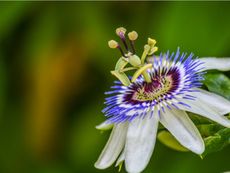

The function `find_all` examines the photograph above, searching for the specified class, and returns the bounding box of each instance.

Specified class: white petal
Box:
[95,123,128,169]
[115,150,125,167]
[192,89,230,115]
[177,89,230,128]
[125,112,159,173]
[96,121,113,130]
[199,57,230,71]
[159,108,204,154]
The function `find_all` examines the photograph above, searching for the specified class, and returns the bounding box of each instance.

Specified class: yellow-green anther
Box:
[108,28,159,86]
[128,31,138,41]
[141,44,151,64]
[146,38,158,55]
[148,38,156,46]
[116,27,127,36]
[131,63,152,83]
[148,46,158,55]
[108,40,118,49]
[111,70,131,86]
[115,57,129,71]
[128,54,141,67]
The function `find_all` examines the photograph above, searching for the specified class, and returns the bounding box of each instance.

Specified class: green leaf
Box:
[203,73,230,100]
[202,128,230,158]
[197,124,224,137]
[157,130,189,152]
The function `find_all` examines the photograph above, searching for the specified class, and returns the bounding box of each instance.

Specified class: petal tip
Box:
[125,162,147,173]
[94,160,110,170]
[190,140,205,155]
[94,161,103,169]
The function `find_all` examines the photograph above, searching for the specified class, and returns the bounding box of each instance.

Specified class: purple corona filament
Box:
[103,48,204,123]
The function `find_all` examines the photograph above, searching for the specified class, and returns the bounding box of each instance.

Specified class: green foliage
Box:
[200,73,230,156]
[202,127,230,158]
[203,73,230,100]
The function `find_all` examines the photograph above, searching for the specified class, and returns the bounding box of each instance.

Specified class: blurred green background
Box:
[0,1,229,173]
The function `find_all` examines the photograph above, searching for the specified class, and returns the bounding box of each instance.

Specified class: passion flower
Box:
[95,27,230,173]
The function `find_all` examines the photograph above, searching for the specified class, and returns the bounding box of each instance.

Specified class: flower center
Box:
[124,67,180,104]
[132,75,173,101]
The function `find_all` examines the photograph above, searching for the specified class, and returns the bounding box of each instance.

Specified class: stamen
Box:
[116,27,129,51]
[108,40,118,49]
[116,27,127,36]
[147,38,158,55]
[128,31,138,41]
[149,47,158,55]
[128,31,138,54]
[148,38,156,46]
[108,28,159,84]
[117,45,126,57]
[141,45,151,64]
[108,40,126,57]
